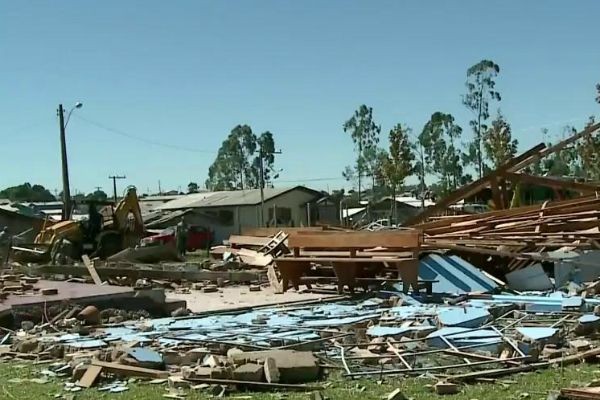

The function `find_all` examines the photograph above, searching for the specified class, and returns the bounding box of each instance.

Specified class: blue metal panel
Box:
[437,307,491,328]
[415,254,499,295]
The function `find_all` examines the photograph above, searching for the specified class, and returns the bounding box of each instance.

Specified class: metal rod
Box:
[344,356,528,377]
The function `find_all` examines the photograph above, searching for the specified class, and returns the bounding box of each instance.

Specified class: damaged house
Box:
[150,186,323,243]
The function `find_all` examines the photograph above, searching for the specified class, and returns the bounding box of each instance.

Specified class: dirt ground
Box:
[167,285,337,313]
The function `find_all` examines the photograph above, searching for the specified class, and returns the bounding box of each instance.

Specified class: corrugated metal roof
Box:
[158,186,320,210]
[416,254,499,294]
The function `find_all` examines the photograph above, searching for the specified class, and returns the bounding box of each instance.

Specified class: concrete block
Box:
[163,350,182,365]
[226,348,244,359]
[203,285,218,293]
[263,357,280,383]
[209,367,232,379]
[182,347,210,365]
[72,363,89,381]
[434,381,459,395]
[202,354,223,368]
[569,339,591,352]
[542,345,565,359]
[182,366,212,379]
[230,350,319,383]
[233,363,264,382]
[168,375,191,389]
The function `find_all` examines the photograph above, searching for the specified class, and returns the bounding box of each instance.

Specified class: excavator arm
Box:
[111,186,144,235]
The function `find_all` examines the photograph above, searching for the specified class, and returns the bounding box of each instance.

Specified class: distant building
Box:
[138,194,185,215]
[369,195,435,225]
[0,204,46,240]
[154,186,323,243]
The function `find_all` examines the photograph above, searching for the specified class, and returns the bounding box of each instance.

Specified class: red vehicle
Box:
[142,225,212,251]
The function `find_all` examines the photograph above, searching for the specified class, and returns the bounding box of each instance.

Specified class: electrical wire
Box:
[72,114,215,153]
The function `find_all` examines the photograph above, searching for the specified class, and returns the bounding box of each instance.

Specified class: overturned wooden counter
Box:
[275,229,421,294]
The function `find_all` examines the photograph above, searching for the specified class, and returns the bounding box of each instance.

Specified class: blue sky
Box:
[1,1,599,196]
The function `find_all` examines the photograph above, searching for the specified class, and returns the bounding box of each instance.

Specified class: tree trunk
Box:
[477,83,484,179]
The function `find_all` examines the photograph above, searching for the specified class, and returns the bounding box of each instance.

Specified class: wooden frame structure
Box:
[406,122,600,226]
[275,230,421,294]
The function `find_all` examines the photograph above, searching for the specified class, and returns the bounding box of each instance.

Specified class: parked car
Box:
[141,225,212,251]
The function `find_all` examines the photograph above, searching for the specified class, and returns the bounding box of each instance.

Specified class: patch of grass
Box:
[0,362,598,400]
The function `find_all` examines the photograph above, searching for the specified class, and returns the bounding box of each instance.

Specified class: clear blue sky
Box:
[1,1,599,196]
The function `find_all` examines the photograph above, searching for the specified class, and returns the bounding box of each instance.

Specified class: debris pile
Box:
[3,281,600,395]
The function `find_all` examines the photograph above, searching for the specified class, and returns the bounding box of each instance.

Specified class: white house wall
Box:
[185,189,319,244]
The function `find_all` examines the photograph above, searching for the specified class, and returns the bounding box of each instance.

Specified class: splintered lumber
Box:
[561,387,600,400]
[82,255,102,285]
[287,230,421,250]
[241,227,324,237]
[407,122,600,225]
[228,235,272,247]
[91,361,169,378]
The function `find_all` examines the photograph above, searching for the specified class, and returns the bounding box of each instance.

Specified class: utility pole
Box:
[257,149,282,227]
[109,175,126,204]
[58,104,72,220]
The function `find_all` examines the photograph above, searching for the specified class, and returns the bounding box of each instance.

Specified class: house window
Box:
[267,207,292,226]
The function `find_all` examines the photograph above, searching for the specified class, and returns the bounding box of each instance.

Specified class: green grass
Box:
[1,362,599,400]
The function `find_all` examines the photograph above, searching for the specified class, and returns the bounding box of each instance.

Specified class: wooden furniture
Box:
[275,230,421,294]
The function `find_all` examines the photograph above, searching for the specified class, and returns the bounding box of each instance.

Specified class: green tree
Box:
[419,112,464,194]
[363,146,388,191]
[251,131,277,188]
[206,125,256,190]
[206,125,277,191]
[382,124,415,222]
[187,182,199,193]
[463,59,501,178]
[576,116,600,180]
[343,105,381,201]
[596,83,600,104]
[0,183,56,202]
[483,112,518,169]
[85,190,108,202]
[342,165,359,190]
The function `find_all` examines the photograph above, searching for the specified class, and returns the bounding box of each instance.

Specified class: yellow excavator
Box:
[14,186,145,262]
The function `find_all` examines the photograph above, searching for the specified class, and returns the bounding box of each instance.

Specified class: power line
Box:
[72,114,215,153]
[276,176,347,183]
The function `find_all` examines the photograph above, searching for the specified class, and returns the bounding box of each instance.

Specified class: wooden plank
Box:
[228,235,272,247]
[241,227,324,237]
[77,364,102,388]
[512,122,600,171]
[278,256,414,263]
[91,361,169,379]
[267,264,283,294]
[82,254,102,285]
[287,230,421,249]
[505,172,600,194]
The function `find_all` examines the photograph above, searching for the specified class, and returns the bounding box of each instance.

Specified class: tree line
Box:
[0,183,110,203]
[342,59,600,202]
